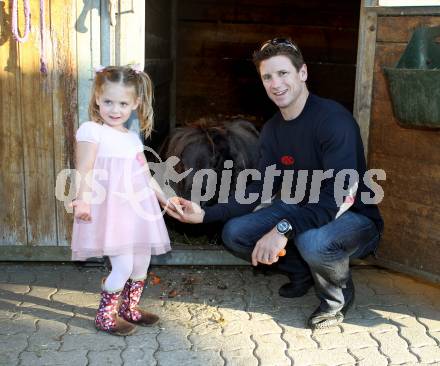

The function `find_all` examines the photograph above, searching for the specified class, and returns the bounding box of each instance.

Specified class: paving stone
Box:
[158,302,192,322]
[157,323,191,351]
[291,347,355,366]
[28,319,67,351]
[354,282,377,297]
[20,350,88,366]
[313,331,377,350]
[66,314,98,335]
[272,307,308,323]
[366,304,415,320]
[27,285,58,300]
[253,333,290,365]
[219,307,251,322]
[364,274,397,295]
[396,317,438,347]
[88,349,123,365]
[0,314,36,335]
[247,318,283,335]
[221,348,258,366]
[0,307,16,320]
[349,346,388,366]
[222,318,247,337]
[0,283,30,301]
[125,331,159,349]
[283,324,317,351]
[121,346,157,365]
[410,345,440,364]
[156,349,223,366]
[61,332,126,352]
[52,290,99,311]
[388,273,436,295]
[340,318,398,334]
[371,330,419,364]
[0,351,19,366]
[430,330,440,343]
[190,328,224,350]
[412,305,440,332]
[1,264,440,366]
[0,333,28,353]
[223,334,255,351]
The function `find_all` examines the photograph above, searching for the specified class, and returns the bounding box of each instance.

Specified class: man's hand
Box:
[164,197,205,224]
[251,227,288,266]
[71,200,92,222]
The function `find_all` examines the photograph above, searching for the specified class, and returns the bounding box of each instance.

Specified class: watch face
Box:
[278,220,290,233]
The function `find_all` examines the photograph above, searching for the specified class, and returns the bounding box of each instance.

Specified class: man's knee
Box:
[221,218,244,251]
[295,231,333,267]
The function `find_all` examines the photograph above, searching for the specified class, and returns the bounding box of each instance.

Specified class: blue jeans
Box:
[222,199,380,313]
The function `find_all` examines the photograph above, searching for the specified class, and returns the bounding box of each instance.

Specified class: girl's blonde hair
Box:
[88,65,154,137]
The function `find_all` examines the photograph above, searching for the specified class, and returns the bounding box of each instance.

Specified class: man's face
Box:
[259,55,308,113]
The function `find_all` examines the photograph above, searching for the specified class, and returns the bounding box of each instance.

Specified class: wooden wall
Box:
[369,15,440,277]
[176,0,360,125]
[0,1,76,253]
[144,0,173,151]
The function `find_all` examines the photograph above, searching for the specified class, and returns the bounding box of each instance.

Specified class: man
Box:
[166,38,383,329]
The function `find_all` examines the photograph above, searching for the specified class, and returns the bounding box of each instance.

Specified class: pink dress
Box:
[71,121,171,261]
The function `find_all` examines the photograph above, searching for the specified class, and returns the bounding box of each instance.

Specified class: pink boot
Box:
[119,278,159,326]
[95,288,137,336]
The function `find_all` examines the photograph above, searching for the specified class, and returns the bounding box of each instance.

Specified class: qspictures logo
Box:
[55,146,386,221]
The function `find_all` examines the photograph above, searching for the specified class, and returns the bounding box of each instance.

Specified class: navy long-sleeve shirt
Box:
[203,94,383,235]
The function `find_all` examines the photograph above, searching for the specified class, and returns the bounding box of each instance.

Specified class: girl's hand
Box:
[71,200,92,221]
[164,197,204,224]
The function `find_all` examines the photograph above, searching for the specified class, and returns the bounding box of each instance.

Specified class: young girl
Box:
[71,65,173,336]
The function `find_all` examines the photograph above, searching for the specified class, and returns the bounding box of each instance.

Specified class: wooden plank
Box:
[178,0,360,29]
[76,0,100,123]
[0,0,27,246]
[368,14,440,279]
[145,34,171,59]
[366,6,440,16]
[377,15,440,43]
[118,0,145,65]
[176,58,356,122]
[145,0,172,140]
[375,201,440,277]
[370,152,440,208]
[146,0,172,41]
[52,1,78,246]
[177,22,358,64]
[153,82,172,122]
[145,59,173,86]
[353,1,377,160]
[170,0,178,130]
[19,0,57,246]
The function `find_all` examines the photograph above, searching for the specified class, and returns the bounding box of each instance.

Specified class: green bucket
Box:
[383,26,440,128]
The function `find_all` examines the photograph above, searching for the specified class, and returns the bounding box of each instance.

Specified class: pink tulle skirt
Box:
[71,156,171,260]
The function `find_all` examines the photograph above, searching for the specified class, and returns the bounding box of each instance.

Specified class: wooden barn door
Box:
[0,0,77,259]
[144,0,174,151]
[355,2,440,283]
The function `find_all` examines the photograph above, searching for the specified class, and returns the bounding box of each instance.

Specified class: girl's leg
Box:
[130,253,151,280]
[104,254,134,292]
[95,254,136,336]
[119,253,158,326]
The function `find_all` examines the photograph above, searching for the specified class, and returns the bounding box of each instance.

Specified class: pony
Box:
[162,117,260,208]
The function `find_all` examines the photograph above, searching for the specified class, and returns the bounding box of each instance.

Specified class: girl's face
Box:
[95,82,139,131]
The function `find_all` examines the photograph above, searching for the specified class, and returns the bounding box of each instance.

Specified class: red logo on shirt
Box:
[281,155,295,165]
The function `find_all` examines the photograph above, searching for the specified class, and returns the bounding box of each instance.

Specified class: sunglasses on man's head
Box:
[260,38,298,51]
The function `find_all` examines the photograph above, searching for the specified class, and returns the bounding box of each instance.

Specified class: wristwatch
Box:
[276,219,293,239]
